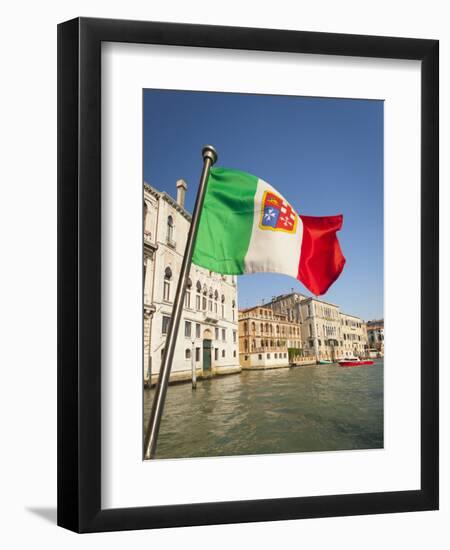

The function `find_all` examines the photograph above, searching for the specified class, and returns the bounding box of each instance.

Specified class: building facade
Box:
[238,305,302,369]
[366,320,384,356]
[340,312,368,358]
[144,180,240,386]
[268,292,369,361]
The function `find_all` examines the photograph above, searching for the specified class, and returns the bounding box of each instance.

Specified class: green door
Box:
[202,339,212,371]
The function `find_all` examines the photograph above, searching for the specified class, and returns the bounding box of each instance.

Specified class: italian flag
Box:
[192,167,345,296]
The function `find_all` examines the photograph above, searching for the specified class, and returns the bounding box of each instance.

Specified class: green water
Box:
[144,359,383,459]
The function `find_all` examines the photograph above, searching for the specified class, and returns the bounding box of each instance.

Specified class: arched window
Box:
[260,322,264,334]
[202,285,207,310]
[195,280,201,310]
[185,278,192,308]
[143,201,148,229]
[167,215,174,243]
[163,267,172,301]
[251,322,255,333]
[244,321,248,333]
[208,287,213,311]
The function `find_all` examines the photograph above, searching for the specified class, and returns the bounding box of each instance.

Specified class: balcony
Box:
[203,311,219,324]
[166,237,176,249]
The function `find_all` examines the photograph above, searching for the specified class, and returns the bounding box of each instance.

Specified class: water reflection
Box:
[144,360,383,459]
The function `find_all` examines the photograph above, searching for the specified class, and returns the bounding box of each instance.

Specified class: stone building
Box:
[144,179,241,386]
[340,312,368,358]
[366,319,384,356]
[238,305,302,369]
[268,292,369,361]
[299,296,343,361]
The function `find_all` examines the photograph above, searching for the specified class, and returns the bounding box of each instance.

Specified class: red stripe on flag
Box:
[297,214,346,296]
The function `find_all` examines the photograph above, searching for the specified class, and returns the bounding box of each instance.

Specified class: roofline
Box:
[144,181,192,222]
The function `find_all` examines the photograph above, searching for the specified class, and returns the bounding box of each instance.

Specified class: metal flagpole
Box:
[144,145,218,459]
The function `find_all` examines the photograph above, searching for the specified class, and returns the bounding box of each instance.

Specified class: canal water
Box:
[144,359,383,459]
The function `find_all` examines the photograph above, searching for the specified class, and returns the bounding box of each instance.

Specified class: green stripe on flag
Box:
[192,167,258,274]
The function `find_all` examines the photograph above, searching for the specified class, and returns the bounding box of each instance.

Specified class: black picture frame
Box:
[57,17,439,533]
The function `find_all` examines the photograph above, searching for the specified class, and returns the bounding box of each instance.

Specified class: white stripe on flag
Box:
[244,179,303,277]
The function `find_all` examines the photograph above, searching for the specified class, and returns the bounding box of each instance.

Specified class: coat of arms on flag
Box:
[259,190,298,233]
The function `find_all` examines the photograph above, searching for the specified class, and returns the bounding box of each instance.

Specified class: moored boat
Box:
[318,359,333,365]
[338,358,374,367]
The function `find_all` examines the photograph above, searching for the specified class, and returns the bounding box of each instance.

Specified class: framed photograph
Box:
[58,17,438,532]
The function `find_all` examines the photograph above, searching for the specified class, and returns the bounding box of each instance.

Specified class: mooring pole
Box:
[191,339,197,390]
[144,145,218,459]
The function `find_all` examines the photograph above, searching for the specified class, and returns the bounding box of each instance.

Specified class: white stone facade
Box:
[268,292,369,361]
[366,320,384,355]
[144,181,240,385]
[340,312,367,358]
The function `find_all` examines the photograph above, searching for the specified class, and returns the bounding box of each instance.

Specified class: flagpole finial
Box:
[202,145,218,165]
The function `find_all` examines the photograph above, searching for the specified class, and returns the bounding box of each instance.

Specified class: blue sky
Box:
[143,90,383,321]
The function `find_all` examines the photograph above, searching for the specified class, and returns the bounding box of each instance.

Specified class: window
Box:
[232,300,236,321]
[143,201,148,228]
[162,315,170,334]
[221,295,225,318]
[167,215,174,243]
[196,323,201,338]
[185,349,191,359]
[196,295,201,310]
[275,353,278,359]
[185,278,192,308]
[222,328,226,341]
[258,354,262,360]
[222,349,225,358]
[233,350,236,358]
[267,353,271,359]
[215,327,219,340]
[284,353,287,358]
[214,348,218,361]
[185,321,191,338]
[195,347,200,362]
[233,330,237,343]
[163,267,172,301]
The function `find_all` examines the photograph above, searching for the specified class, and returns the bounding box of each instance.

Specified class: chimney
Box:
[176,179,187,208]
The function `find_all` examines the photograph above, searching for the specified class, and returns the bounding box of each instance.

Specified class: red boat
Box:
[338,359,374,367]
